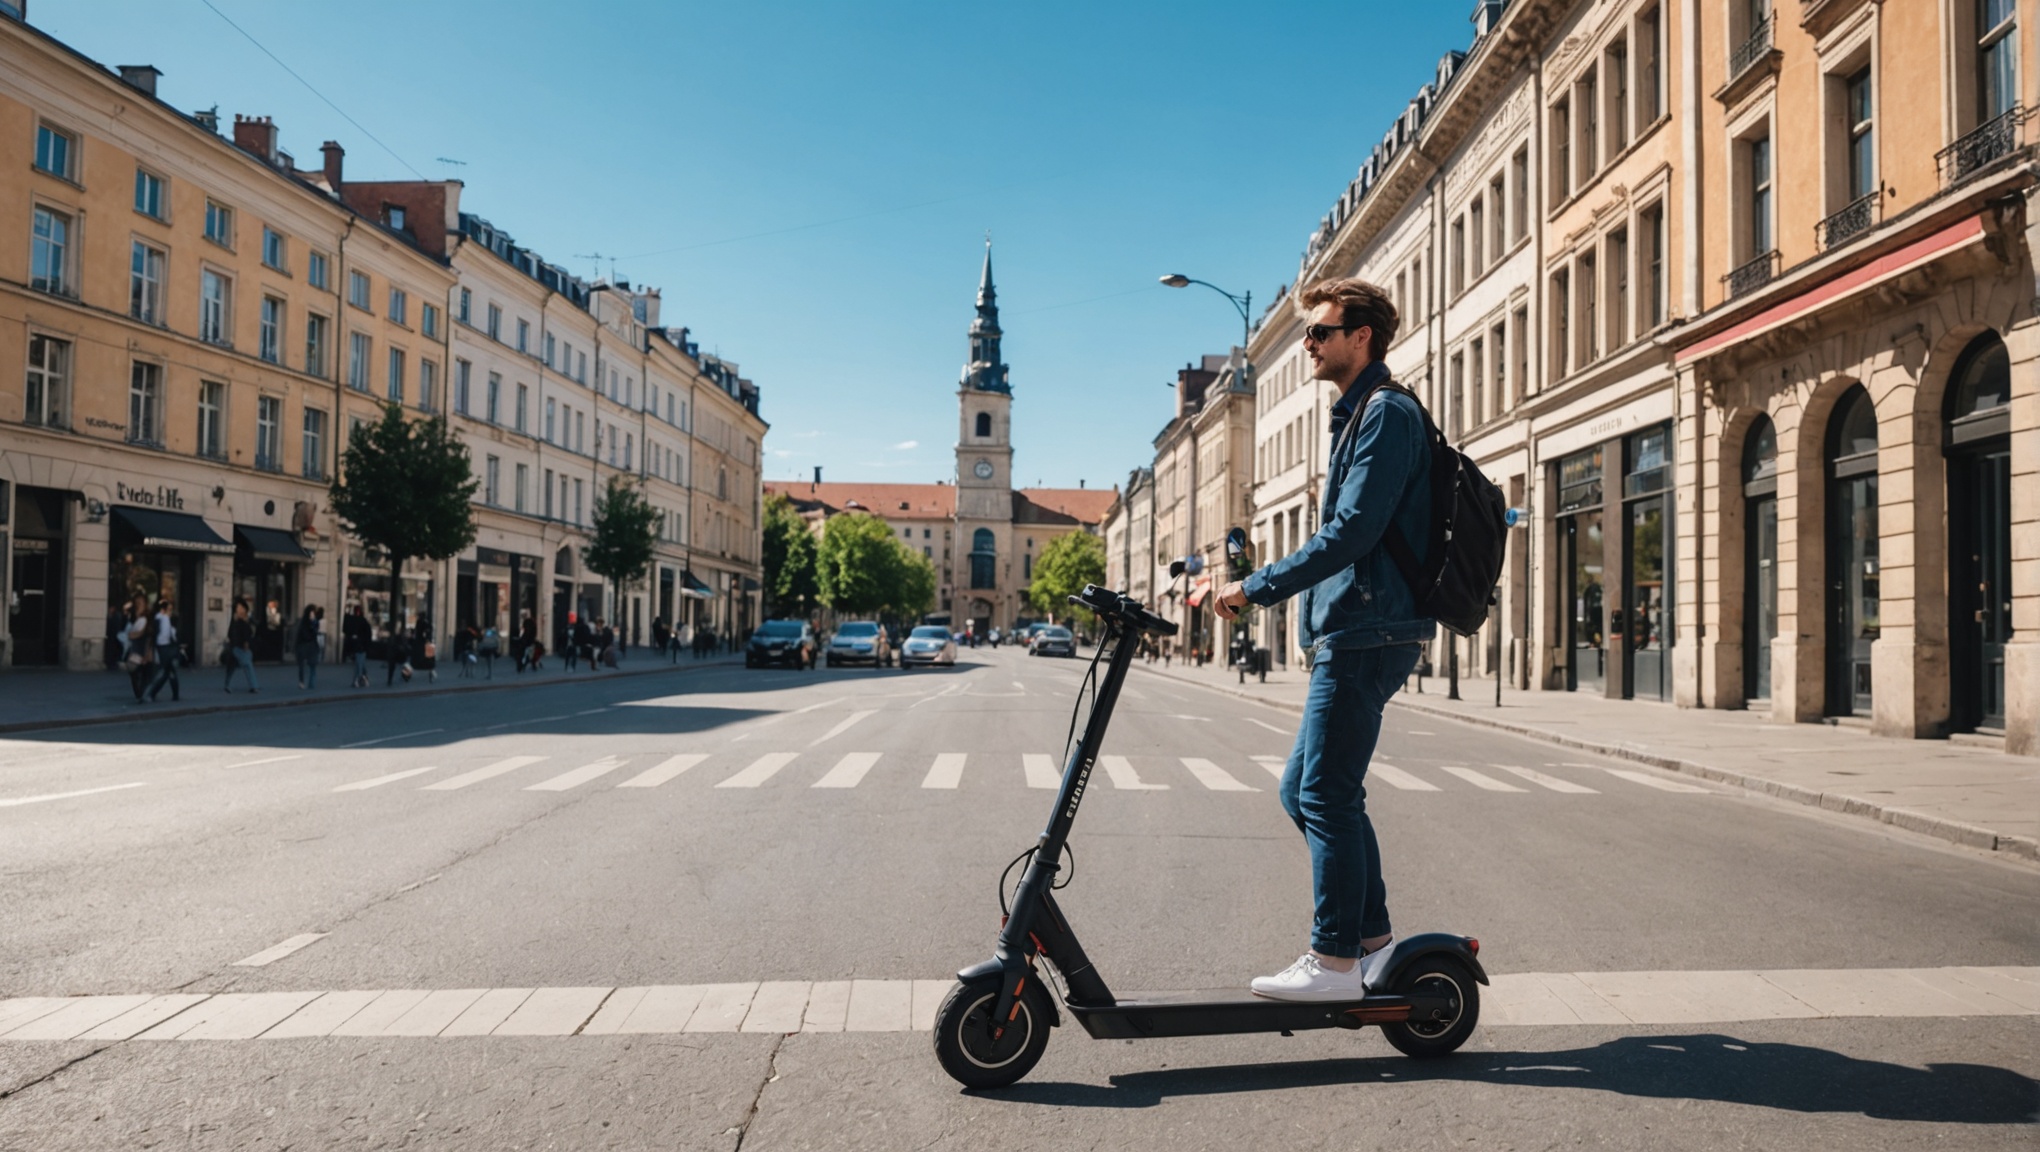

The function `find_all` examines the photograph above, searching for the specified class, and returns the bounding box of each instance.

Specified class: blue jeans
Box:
[296,642,319,689]
[225,647,258,692]
[1279,643,1421,957]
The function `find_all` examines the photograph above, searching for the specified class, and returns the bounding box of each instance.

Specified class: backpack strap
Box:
[1344,380,1438,600]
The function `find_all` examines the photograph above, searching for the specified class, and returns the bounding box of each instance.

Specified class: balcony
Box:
[1728,16,1772,83]
[1936,106,2026,186]
[1816,191,1881,251]
[1723,250,1780,300]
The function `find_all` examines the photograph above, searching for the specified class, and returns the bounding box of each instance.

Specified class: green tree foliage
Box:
[583,475,663,618]
[329,404,478,629]
[762,493,821,618]
[1027,530,1107,626]
[817,512,936,620]
[890,547,938,620]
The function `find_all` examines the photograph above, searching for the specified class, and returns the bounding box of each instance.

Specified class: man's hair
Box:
[1296,277,1399,361]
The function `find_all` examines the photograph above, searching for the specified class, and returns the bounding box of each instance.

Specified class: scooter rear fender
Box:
[1360,932,1490,989]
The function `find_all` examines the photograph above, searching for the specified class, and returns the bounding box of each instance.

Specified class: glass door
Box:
[1827,470,1879,716]
[1626,497,1667,700]
[1564,511,1606,693]
[1952,448,2011,729]
[1745,495,1777,701]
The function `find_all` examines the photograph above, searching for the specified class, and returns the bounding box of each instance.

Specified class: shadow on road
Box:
[993,1033,2040,1123]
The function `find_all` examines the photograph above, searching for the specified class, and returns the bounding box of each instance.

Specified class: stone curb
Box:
[0,657,743,737]
[1131,662,2038,864]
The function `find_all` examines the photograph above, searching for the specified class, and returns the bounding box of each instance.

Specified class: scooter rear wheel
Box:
[1380,956,1479,1058]
[932,976,1052,1089]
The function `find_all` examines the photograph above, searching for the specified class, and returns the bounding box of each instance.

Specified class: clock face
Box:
[973,459,994,480]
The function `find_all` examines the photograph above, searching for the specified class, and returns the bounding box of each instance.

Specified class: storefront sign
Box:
[115,482,186,510]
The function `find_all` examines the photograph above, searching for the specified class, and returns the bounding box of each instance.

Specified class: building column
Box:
[1674,366,1707,707]
[1773,399,1824,723]
[2000,315,2040,755]
[1871,351,1949,740]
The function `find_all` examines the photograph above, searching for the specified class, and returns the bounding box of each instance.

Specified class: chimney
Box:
[233,115,279,164]
[1079,479,1085,488]
[320,140,344,191]
[117,65,161,97]
[813,466,823,485]
[193,106,220,134]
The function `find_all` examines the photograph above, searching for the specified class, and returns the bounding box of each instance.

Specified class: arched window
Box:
[1946,331,2011,441]
[970,527,996,589]
[1825,387,1879,716]
[975,412,992,438]
[1742,414,1778,701]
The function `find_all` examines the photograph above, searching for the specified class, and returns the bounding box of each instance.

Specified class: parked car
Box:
[1030,626,1076,658]
[899,624,959,667]
[746,619,817,669]
[826,621,894,667]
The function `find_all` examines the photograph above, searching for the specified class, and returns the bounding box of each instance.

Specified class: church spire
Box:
[962,237,1010,393]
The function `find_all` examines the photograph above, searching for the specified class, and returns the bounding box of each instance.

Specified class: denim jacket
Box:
[1241,360,1435,657]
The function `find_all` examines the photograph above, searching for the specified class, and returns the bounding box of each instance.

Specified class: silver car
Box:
[1029,626,1076,658]
[899,624,958,667]
[826,621,894,667]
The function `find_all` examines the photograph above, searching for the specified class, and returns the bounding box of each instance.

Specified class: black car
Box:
[1030,626,1076,658]
[747,619,817,669]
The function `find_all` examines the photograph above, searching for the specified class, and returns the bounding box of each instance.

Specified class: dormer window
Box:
[385,204,407,231]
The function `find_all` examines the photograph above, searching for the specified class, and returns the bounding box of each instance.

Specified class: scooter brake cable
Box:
[1059,626,1111,764]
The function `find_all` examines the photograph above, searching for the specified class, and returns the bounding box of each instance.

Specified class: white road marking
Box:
[1252,755,1286,780]
[595,985,705,1034]
[525,758,629,792]
[845,980,913,1031]
[921,753,967,789]
[0,996,152,1041]
[264,991,382,1038]
[424,755,548,791]
[809,710,877,746]
[492,987,610,1035]
[1169,714,1213,722]
[912,980,951,1032]
[1247,717,1292,737]
[1024,754,1062,789]
[78,995,209,1040]
[794,697,849,714]
[741,982,812,1033]
[1493,765,1600,793]
[1100,755,1168,790]
[812,752,881,789]
[232,933,327,967]
[803,982,852,1031]
[333,767,439,792]
[1441,766,1529,792]
[440,989,533,1036]
[618,754,708,788]
[222,755,302,770]
[1604,768,1714,793]
[139,992,322,1040]
[686,984,759,1033]
[1368,762,1441,791]
[717,753,799,789]
[1179,758,1259,792]
[1405,730,1436,736]
[381,989,491,1037]
[0,782,147,808]
[574,708,610,716]
[339,729,444,748]
[329,990,432,1036]
[1012,681,1026,690]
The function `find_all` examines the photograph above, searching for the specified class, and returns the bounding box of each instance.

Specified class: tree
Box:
[762,493,820,619]
[888,547,937,620]
[329,403,478,633]
[583,475,662,620]
[816,512,936,622]
[1027,530,1107,627]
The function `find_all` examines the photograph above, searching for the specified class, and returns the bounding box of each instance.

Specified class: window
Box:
[307,251,329,291]
[129,362,162,446]
[1845,68,1875,201]
[1748,134,1774,257]
[422,302,439,339]
[484,455,500,506]
[544,468,555,518]
[1979,0,2018,121]
[577,350,587,383]
[260,296,285,363]
[34,123,73,179]
[975,411,992,437]
[204,200,233,247]
[970,528,996,588]
[458,287,471,323]
[348,332,372,391]
[262,227,287,272]
[1471,198,1487,273]
[546,397,557,442]
[516,382,529,432]
[1451,216,1467,294]
[1607,229,1629,349]
[575,409,585,454]
[199,269,231,345]
[385,204,406,232]
[1606,37,1629,155]
[302,408,327,480]
[485,303,502,341]
[1488,173,1507,258]
[1551,98,1572,202]
[419,360,438,411]
[349,270,371,310]
[545,332,556,368]
[455,359,472,415]
[387,347,405,403]
[256,395,282,471]
[1470,338,1486,426]
[486,372,502,424]
[1577,68,1599,182]
[574,478,584,524]
[134,168,165,219]
[1513,305,1530,403]
[1491,321,1509,415]
[30,206,70,295]
[388,287,408,327]
[515,464,529,513]
[1449,352,1465,437]
[130,241,164,323]
[1640,203,1666,328]
[626,433,634,470]
[516,319,530,353]
[197,380,224,459]
[24,334,69,427]
[1551,268,1571,379]
[1577,251,1598,366]
[1512,147,1531,241]
[305,313,329,376]
[1637,6,1663,124]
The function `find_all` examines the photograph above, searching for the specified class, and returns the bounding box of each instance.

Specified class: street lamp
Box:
[1158,274,1252,352]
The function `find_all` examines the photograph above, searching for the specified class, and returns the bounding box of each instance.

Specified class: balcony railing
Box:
[1728,15,1773,82]
[1724,250,1780,299]
[1937,106,2026,186]
[1816,191,1881,251]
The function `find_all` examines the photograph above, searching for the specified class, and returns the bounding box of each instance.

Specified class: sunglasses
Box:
[1303,322,1366,343]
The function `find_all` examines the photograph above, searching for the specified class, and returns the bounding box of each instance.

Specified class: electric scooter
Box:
[932,540,1487,1089]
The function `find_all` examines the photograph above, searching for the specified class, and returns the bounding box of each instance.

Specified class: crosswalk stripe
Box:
[333,767,439,792]
[1605,768,1714,793]
[1248,718,1293,737]
[1179,758,1259,792]
[0,996,152,1041]
[141,992,321,1040]
[525,758,629,792]
[803,981,852,1031]
[1440,766,1529,792]
[813,753,881,789]
[809,710,876,747]
[1493,765,1599,793]
[441,988,534,1036]
[686,984,760,1033]
[264,991,382,1038]
[1252,755,1286,780]
[591,985,700,1034]
[1369,762,1442,791]
[921,753,966,789]
[845,980,913,1031]
[741,982,812,1032]
[1023,754,1062,789]
[380,990,491,1037]
[78,994,208,1040]
[1100,755,1168,790]
[233,933,327,967]
[329,991,433,1036]
[618,754,708,788]
[912,979,951,1032]
[424,755,548,790]
[492,987,610,1036]
[717,753,799,789]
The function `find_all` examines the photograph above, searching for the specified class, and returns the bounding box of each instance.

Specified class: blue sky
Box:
[38,1,1477,490]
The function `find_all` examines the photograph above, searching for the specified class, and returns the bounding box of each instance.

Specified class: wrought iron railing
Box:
[1723,250,1779,299]
[1816,191,1881,251]
[1728,15,1772,82]
[1936,106,2026,186]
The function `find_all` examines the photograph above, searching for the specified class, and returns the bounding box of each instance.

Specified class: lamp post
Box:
[1161,273,1254,672]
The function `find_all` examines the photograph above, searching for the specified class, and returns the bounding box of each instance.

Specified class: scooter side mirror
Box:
[1225,527,1247,553]
[1168,560,1187,579]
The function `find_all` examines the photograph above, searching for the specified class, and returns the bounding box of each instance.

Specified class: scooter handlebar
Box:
[1068,585,1178,637]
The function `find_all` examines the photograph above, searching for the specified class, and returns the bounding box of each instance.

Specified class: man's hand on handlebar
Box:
[1211,581,1249,621]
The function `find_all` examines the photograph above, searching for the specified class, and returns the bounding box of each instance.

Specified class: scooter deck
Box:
[1065,990,1414,1040]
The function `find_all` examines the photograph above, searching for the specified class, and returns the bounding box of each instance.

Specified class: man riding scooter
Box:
[1212,276,1433,1001]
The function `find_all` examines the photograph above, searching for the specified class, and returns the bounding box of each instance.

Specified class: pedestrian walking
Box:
[294,605,321,690]
[572,614,594,671]
[415,612,438,683]
[144,598,181,702]
[595,617,617,669]
[652,617,670,661]
[515,614,537,672]
[343,604,372,687]
[223,599,259,694]
[122,594,154,700]
[103,603,127,670]
[385,623,413,685]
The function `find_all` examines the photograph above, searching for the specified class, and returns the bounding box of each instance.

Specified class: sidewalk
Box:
[0,650,742,735]
[1131,655,2040,863]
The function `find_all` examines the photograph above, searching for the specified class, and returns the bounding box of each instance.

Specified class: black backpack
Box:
[1360,381,1511,638]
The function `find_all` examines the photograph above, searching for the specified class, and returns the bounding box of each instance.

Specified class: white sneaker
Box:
[1250,953,1370,1001]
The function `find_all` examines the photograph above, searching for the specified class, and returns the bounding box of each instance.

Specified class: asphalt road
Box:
[1,645,2035,1150]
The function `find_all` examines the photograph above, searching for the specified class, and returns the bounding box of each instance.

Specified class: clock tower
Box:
[955,240,1015,634]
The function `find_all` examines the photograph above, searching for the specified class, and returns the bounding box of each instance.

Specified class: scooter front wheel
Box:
[1380,955,1479,1058]
[932,976,1052,1089]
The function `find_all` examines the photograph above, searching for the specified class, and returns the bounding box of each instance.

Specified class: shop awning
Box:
[112,507,234,555]
[742,576,761,593]
[1185,575,1212,608]
[235,525,313,564]
[679,570,715,600]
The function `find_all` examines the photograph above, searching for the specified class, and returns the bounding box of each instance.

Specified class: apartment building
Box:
[1148,354,1232,657]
